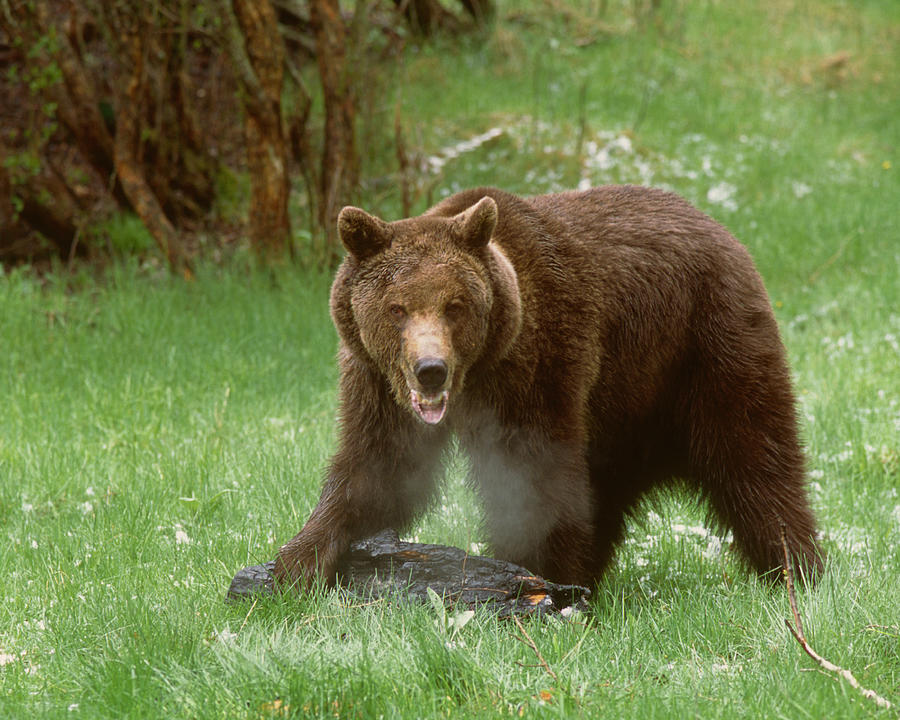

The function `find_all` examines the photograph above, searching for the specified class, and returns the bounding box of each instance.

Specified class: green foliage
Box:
[212,166,250,226]
[1,1,899,717]
[428,587,476,643]
[3,28,64,217]
[89,213,156,255]
[2,150,41,179]
[22,27,63,92]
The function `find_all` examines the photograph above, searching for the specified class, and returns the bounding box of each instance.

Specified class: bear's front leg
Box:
[273,435,447,589]
[272,477,353,589]
[274,367,448,590]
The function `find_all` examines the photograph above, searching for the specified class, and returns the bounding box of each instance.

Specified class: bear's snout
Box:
[397,311,459,425]
[414,357,449,393]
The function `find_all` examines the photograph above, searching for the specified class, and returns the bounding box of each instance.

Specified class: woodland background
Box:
[0,0,492,272]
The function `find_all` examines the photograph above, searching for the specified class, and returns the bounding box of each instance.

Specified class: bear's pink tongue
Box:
[411,390,448,425]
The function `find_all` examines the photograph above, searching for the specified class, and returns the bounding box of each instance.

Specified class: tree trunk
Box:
[226,0,292,260]
[309,0,358,267]
[113,29,192,276]
[392,0,491,35]
[459,0,494,25]
[142,5,217,226]
[393,0,436,35]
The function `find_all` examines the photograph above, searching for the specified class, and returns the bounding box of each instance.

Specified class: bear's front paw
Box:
[272,541,339,592]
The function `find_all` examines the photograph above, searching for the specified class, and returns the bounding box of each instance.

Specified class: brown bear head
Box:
[330,196,522,426]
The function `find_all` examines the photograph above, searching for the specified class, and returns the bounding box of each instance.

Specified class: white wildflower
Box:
[672,523,710,539]
[706,182,738,211]
[426,128,504,173]
[791,181,812,198]
[703,535,723,559]
[215,627,238,643]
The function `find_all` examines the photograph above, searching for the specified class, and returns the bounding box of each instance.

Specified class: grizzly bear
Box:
[273,185,822,589]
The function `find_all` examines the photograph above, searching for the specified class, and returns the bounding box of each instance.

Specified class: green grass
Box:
[2,0,899,717]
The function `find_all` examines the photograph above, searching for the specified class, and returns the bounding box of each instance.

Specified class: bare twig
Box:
[512,615,557,682]
[865,625,900,639]
[807,230,855,285]
[395,102,412,217]
[237,597,259,635]
[780,525,893,711]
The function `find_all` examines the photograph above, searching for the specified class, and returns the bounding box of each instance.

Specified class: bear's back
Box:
[432,186,776,429]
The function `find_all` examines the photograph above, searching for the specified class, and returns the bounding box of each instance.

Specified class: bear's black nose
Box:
[414,357,448,391]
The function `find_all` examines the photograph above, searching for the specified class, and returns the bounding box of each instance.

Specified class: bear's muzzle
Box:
[410,388,449,425]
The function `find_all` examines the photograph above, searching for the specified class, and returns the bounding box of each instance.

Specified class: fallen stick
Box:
[513,615,558,682]
[780,525,893,711]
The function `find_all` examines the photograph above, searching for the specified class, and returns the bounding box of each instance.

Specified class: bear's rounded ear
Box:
[453,196,498,251]
[338,206,392,260]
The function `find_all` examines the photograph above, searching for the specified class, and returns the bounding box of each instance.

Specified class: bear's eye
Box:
[389,304,407,322]
[445,299,466,321]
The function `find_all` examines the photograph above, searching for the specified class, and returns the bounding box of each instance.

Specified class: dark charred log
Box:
[227,529,591,617]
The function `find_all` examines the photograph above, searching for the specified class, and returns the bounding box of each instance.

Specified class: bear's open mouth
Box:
[410,389,449,425]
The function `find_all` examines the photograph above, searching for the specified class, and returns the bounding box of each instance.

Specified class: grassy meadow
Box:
[2,0,899,717]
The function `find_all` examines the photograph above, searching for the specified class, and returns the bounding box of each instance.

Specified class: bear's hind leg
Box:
[688,375,823,581]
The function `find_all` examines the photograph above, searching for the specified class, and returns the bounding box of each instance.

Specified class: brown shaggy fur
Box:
[274,185,822,588]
